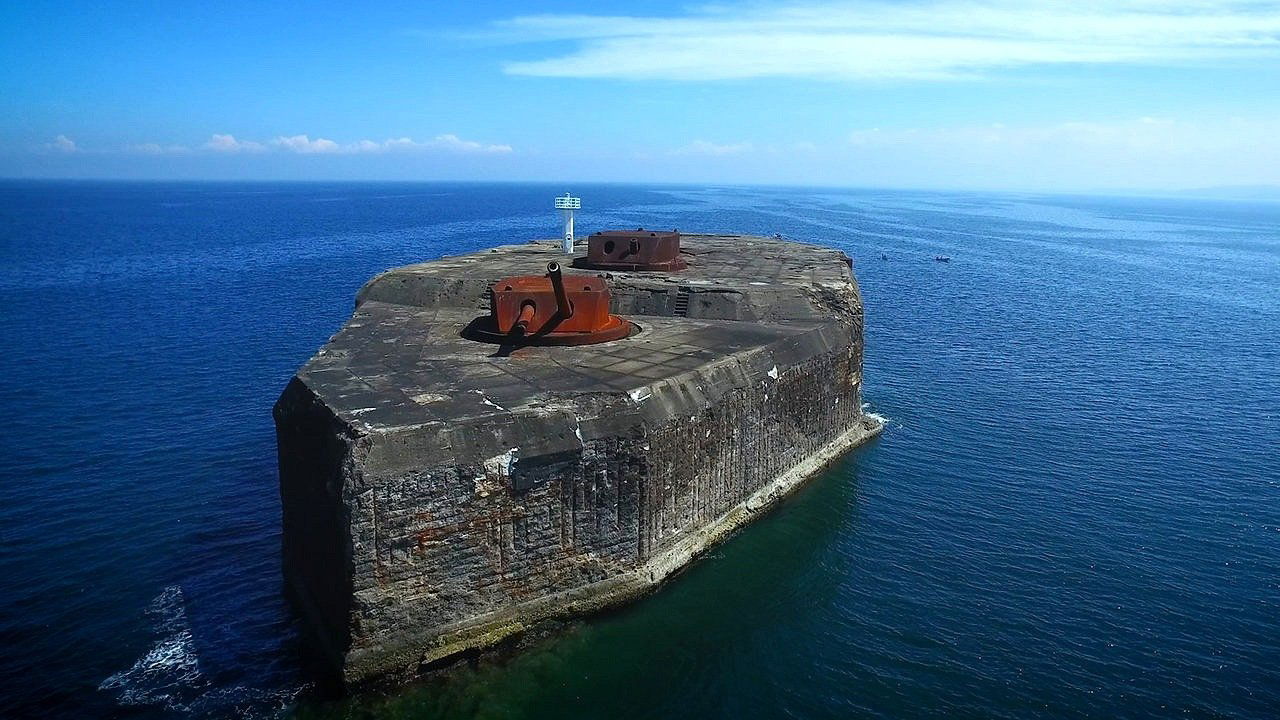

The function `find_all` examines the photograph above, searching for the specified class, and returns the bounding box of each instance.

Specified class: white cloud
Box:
[672,140,754,156]
[48,135,77,153]
[425,133,513,154]
[847,117,1203,151]
[841,116,1280,188]
[205,134,265,153]
[667,140,824,156]
[110,133,512,158]
[490,1,1280,81]
[627,117,1279,188]
[46,130,515,160]
[272,134,342,153]
[268,133,513,154]
[127,143,190,155]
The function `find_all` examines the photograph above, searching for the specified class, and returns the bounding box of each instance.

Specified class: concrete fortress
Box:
[274,233,884,685]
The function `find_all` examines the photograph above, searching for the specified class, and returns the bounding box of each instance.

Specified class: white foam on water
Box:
[99,585,207,709]
[99,585,310,718]
[861,405,891,428]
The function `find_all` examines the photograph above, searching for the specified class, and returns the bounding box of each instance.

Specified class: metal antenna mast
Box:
[554,193,581,254]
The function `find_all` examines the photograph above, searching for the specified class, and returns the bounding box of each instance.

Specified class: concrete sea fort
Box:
[274,216,883,686]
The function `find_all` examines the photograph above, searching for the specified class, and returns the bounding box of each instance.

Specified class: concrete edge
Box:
[345,412,886,686]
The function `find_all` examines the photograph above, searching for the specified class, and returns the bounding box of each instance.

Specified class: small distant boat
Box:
[934,255,951,263]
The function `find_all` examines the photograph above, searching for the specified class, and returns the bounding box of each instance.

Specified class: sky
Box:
[2,0,1278,191]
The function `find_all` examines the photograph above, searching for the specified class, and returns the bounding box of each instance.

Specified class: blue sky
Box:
[2,1,1278,191]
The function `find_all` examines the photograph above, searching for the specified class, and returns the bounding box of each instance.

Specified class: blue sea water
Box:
[1,181,1278,719]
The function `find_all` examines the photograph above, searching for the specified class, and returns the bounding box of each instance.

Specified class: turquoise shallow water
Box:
[1,182,1277,718]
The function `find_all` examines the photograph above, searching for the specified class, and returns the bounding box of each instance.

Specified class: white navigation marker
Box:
[554,193,581,254]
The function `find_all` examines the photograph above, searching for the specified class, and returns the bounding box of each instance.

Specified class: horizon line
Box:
[1,176,1277,203]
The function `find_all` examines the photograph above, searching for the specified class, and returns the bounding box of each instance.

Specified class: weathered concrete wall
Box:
[275,378,358,671]
[642,350,861,557]
[276,234,881,686]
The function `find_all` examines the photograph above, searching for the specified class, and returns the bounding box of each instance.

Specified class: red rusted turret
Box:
[574,229,687,272]
[467,262,632,345]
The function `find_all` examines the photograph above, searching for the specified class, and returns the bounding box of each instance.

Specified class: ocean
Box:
[1,181,1277,719]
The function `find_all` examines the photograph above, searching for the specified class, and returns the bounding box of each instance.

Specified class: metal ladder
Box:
[672,286,691,317]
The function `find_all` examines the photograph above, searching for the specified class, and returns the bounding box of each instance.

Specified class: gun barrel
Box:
[546,262,574,319]
[513,301,535,335]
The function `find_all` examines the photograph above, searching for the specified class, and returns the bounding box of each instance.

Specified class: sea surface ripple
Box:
[0,181,1277,719]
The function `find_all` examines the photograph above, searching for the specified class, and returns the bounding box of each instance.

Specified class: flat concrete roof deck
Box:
[355,234,857,323]
[300,303,844,434]
[294,233,861,438]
